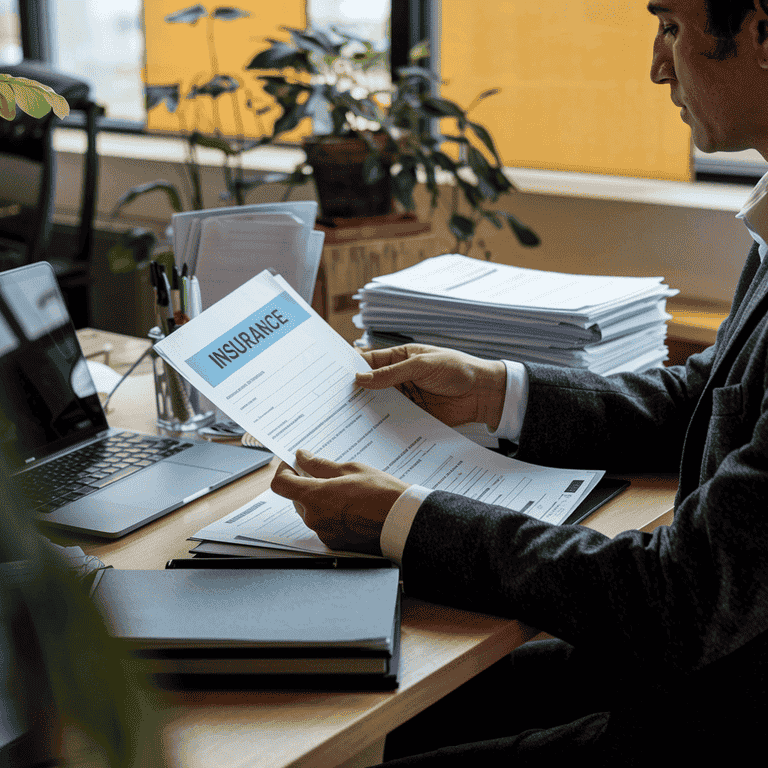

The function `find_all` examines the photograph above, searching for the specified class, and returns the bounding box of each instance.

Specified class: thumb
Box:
[295,449,343,478]
[356,357,424,390]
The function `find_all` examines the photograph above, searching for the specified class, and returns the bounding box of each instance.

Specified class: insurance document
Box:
[154,270,604,525]
[191,488,381,557]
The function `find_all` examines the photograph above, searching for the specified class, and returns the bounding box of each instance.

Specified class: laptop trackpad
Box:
[49,463,230,537]
[106,461,230,507]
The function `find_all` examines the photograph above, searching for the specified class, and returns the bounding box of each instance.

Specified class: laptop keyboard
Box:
[17,433,193,514]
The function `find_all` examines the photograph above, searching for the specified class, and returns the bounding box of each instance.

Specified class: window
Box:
[49,0,144,122]
[0,0,22,65]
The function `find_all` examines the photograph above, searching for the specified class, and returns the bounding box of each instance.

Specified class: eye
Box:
[661,23,678,38]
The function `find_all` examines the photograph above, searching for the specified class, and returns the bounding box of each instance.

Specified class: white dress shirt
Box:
[380,171,768,564]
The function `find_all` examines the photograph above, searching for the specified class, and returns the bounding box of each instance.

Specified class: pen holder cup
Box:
[148,327,215,432]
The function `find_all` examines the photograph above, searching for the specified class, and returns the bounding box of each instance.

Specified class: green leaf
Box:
[449,214,475,242]
[421,96,465,119]
[466,88,501,112]
[479,210,503,229]
[457,178,485,209]
[392,167,417,211]
[211,6,250,20]
[273,101,308,136]
[499,212,541,247]
[468,121,501,164]
[408,40,430,63]
[165,5,207,24]
[145,84,180,112]
[188,75,239,99]
[441,133,470,144]
[246,43,313,72]
[11,81,50,118]
[0,82,15,120]
[111,180,185,217]
[432,151,458,172]
[394,66,440,84]
[490,167,514,193]
[287,27,337,56]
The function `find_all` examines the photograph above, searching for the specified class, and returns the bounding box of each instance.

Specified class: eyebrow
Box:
[647,3,672,14]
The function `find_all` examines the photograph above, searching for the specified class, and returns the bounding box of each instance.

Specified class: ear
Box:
[752,1,768,69]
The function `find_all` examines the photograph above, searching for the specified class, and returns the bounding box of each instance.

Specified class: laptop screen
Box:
[0,262,107,472]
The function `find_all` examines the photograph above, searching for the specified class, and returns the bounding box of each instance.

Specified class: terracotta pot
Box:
[303,133,393,219]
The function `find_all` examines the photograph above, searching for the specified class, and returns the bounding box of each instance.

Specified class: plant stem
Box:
[207,15,222,130]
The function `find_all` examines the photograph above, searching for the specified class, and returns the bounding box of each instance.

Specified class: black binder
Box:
[90,562,401,690]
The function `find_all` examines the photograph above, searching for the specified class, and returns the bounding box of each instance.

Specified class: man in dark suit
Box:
[272,0,768,762]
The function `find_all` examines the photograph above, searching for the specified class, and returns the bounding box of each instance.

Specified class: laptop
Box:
[0,262,273,538]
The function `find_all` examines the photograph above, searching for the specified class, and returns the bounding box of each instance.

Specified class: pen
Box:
[165,557,390,569]
[156,263,175,334]
[166,557,341,569]
[171,265,181,315]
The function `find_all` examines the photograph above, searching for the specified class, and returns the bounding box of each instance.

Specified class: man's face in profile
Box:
[649,0,768,155]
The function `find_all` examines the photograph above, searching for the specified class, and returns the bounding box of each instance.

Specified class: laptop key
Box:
[87,465,143,489]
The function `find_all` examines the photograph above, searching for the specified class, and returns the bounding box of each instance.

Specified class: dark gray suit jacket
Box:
[402,243,768,676]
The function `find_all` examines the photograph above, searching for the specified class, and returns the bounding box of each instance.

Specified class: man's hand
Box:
[356,344,507,430]
[270,450,409,555]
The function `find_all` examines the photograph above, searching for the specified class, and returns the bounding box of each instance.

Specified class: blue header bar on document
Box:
[186,292,311,387]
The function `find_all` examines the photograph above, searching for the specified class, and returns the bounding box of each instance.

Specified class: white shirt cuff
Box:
[380,485,432,564]
[486,360,529,443]
[379,362,530,563]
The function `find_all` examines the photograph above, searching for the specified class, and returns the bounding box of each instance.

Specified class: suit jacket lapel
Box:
[677,244,768,500]
[711,243,765,372]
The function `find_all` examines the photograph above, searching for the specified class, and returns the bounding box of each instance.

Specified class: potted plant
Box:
[247,28,539,254]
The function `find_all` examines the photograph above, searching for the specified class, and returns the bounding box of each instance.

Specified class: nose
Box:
[650,34,675,84]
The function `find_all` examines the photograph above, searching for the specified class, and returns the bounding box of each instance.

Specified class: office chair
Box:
[0,61,103,326]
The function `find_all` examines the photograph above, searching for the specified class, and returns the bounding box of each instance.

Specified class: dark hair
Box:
[704,0,755,59]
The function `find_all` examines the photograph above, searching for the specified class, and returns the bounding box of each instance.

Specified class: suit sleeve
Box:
[513,344,715,473]
[401,352,768,675]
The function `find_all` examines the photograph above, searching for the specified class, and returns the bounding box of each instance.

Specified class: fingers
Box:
[356,355,428,390]
[296,450,341,479]
[271,460,316,496]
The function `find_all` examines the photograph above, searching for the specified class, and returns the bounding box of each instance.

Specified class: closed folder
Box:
[90,564,401,689]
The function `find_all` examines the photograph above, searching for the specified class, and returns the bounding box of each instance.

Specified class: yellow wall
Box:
[440,0,692,180]
[144,0,307,138]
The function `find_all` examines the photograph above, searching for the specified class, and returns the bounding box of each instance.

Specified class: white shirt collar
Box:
[736,170,768,263]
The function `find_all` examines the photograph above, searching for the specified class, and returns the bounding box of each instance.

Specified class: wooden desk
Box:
[666,296,730,366]
[67,329,677,768]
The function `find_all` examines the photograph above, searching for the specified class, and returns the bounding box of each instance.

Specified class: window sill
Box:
[54,127,754,213]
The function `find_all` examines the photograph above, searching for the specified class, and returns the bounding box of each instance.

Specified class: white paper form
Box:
[195,212,310,309]
[172,201,318,276]
[191,488,381,557]
[154,270,604,525]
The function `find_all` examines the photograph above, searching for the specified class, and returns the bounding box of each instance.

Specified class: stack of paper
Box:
[354,254,679,376]
[172,201,324,306]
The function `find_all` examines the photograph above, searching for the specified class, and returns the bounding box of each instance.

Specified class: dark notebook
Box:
[90,564,401,689]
